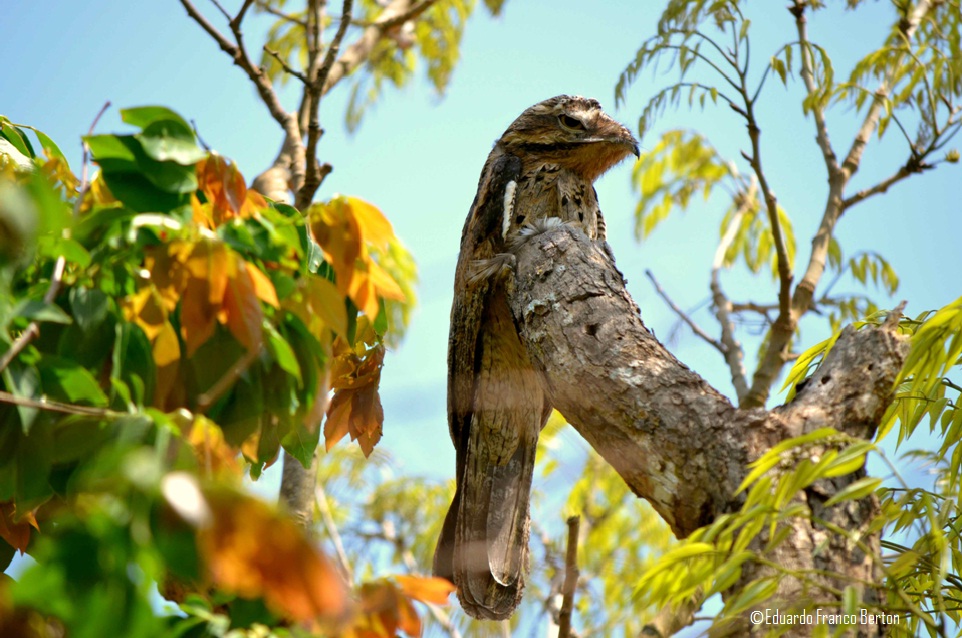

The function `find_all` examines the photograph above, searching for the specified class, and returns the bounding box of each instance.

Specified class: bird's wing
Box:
[447,150,523,448]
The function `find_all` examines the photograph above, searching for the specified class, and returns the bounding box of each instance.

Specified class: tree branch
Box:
[558,516,580,638]
[790,0,840,175]
[507,223,907,631]
[0,390,127,419]
[179,0,306,191]
[506,224,906,535]
[646,270,727,355]
[710,177,755,403]
[296,0,353,210]
[840,163,912,210]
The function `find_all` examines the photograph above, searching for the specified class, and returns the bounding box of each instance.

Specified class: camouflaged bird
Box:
[434,95,639,620]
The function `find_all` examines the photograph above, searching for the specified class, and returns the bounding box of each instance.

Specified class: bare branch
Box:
[207,0,231,20]
[791,0,840,175]
[316,481,354,582]
[179,0,306,191]
[0,390,127,419]
[296,0,353,209]
[263,45,308,83]
[646,270,727,355]
[558,516,580,638]
[254,0,307,26]
[710,176,755,403]
[840,164,913,210]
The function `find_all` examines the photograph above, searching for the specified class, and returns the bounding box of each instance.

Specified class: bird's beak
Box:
[630,139,640,158]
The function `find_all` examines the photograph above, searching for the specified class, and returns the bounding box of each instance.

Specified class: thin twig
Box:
[841,164,913,210]
[646,270,726,354]
[316,482,354,582]
[0,390,127,419]
[207,0,231,20]
[179,0,306,191]
[263,45,308,83]
[791,0,840,174]
[558,516,580,638]
[195,345,262,411]
[296,0,353,209]
[0,101,110,375]
[710,176,755,402]
[254,0,307,26]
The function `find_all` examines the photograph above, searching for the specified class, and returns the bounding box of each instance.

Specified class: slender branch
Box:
[646,270,726,355]
[254,0,307,26]
[0,390,127,419]
[0,101,109,375]
[710,176,756,403]
[730,301,777,315]
[195,345,262,411]
[840,164,913,210]
[296,0,353,210]
[316,481,354,582]
[558,516,580,638]
[207,0,231,20]
[263,45,308,83]
[791,1,840,174]
[179,0,306,191]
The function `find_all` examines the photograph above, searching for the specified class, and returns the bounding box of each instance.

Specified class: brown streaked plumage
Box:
[435,95,639,620]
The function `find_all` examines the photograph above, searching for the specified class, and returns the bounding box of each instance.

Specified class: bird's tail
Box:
[434,419,539,621]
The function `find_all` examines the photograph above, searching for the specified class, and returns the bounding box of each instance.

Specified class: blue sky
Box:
[3,0,959,543]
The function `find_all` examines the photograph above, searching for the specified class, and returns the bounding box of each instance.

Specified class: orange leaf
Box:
[198,489,350,623]
[394,575,456,605]
[222,260,265,351]
[0,501,39,554]
[307,277,348,337]
[246,260,279,308]
[324,390,352,451]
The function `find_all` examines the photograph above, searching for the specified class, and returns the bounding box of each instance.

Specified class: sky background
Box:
[3,0,960,632]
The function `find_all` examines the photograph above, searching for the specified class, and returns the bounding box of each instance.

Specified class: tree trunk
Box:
[506,223,908,635]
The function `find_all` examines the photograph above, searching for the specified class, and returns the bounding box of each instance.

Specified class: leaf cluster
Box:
[0,109,435,637]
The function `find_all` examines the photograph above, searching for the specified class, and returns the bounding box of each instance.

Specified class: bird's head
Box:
[497,95,640,182]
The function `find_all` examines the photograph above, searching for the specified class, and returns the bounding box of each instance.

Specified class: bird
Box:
[433,95,639,620]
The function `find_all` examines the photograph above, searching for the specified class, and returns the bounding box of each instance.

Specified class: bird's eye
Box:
[558,114,585,130]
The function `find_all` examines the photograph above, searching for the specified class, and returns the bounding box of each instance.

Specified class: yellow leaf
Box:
[184,415,241,476]
[307,277,348,337]
[367,259,406,302]
[246,260,279,308]
[345,196,395,249]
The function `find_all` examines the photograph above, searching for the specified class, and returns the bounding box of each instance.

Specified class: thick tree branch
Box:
[507,224,908,633]
[507,224,907,535]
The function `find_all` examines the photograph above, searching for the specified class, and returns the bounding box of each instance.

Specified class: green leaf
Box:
[824,477,882,507]
[0,120,34,158]
[266,324,302,385]
[120,106,192,132]
[37,354,109,407]
[12,299,72,325]
[135,119,206,165]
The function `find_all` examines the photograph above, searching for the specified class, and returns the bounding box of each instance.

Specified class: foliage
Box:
[614,0,962,634]
[0,109,451,638]
[255,0,508,132]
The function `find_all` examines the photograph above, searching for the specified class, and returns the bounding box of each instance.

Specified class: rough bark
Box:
[507,224,908,635]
